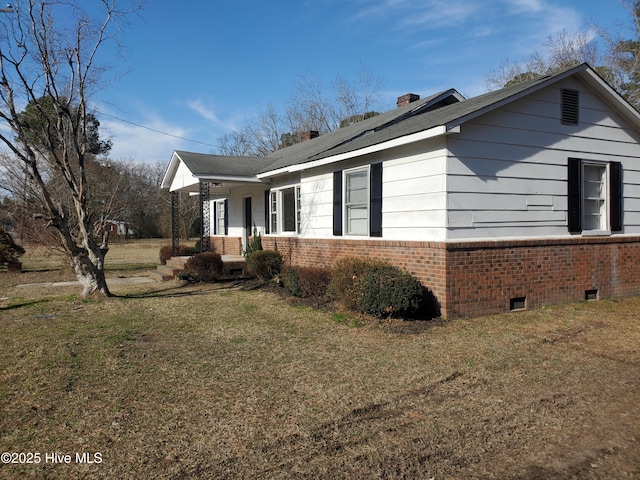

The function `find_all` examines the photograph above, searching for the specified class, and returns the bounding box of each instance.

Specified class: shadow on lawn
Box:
[113,281,244,300]
[0,298,53,311]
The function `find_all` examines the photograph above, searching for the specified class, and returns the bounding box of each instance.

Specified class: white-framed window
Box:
[213,200,226,235]
[269,185,301,234]
[582,162,607,231]
[269,191,278,234]
[568,158,622,235]
[345,167,369,236]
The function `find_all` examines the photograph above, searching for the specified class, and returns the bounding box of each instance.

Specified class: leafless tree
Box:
[217,65,385,156]
[600,0,640,108]
[486,30,602,90]
[0,0,142,296]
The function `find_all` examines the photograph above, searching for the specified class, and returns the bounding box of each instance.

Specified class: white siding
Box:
[381,138,448,241]
[295,136,449,241]
[446,76,640,240]
[215,184,269,239]
[170,161,199,192]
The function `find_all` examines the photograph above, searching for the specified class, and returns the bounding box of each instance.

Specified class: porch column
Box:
[199,181,211,252]
[171,191,179,256]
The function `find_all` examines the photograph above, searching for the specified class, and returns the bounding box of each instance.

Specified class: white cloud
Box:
[186,99,228,129]
[504,0,544,13]
[352,0,481,28]
[98,106,197,164]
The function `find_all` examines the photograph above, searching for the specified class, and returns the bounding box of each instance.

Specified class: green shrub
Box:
[184,252,224,282]
[0,228,25,266]
[245,250,282,281]
[328,257,389,311]
[159,244,194,265]
[359,266,424,318]
[329,257,424,318]
[283,267,303,297]
[243,226,263,256]
[283,266,330,299]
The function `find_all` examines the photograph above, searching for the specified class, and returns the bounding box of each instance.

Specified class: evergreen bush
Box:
[359,266,424,318]
[245,250,282,281]
[329,257,424,318]
[328,257,389,311]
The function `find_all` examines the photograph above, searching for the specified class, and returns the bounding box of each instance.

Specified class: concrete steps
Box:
[148,256,190,281]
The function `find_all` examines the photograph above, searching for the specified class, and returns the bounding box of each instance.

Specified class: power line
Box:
[98,111,219,148]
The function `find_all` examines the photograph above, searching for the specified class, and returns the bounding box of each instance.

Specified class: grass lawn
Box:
[0,240,639,478]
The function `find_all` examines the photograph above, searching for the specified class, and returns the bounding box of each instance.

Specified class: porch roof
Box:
[161,150,272,193]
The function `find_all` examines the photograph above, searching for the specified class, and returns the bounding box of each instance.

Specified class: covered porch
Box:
[160,150,272,256]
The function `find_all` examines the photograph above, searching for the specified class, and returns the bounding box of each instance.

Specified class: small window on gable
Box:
[561,89,579,125]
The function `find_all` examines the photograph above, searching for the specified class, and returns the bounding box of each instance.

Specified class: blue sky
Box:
[96,0,631,164]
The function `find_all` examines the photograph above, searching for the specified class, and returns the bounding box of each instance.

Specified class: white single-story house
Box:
[162,63,640,318]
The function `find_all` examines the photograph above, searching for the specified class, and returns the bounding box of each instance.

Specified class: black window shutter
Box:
[610,162,623,232]
[264,190,270,234]
[333,170,343,236]
[213,201,218,234]
[568,157,582,233]
[224,199,229,235]
[369,162,383,237]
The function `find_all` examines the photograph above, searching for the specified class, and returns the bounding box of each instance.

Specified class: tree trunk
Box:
[71,243,111,297]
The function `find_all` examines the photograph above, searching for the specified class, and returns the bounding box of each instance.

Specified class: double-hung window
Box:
[582,163,607,231]
[345,168,369,235]
[333,162,383,237]
[568,158,622,234]
[268,186,301,234]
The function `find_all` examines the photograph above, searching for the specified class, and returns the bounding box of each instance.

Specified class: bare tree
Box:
[486,30,602,90]
[0,0,141,296]
[600,0,640,108]
[218,65,385,156]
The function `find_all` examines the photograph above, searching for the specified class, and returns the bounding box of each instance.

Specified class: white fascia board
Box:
[196,175,265,183]
[258,125,451,179]
[580,68,640,131]
[161,152,181,189]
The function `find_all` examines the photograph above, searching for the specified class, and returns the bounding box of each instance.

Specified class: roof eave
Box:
[258,125,454,178]
[161,151,182,189]
[195,174,265,184]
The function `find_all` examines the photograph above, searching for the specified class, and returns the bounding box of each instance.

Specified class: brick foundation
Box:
[210,236,243,256]
[259,235,640,319]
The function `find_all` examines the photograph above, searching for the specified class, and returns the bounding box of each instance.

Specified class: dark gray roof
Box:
[302,72,558,163]
[174,151,270,177]
[262,88,464,173]
[173,63,623,181]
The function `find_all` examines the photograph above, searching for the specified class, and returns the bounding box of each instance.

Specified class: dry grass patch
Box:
[0,239,170,289]
[0,267,639,478]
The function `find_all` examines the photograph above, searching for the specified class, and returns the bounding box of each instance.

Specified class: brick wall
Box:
[261,236,447,311]
[210,236,242,255]
[260,235,640,319]
[444,236,640,318]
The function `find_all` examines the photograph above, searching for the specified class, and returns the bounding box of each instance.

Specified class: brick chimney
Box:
[301,130,319,142]
[397,93,420,108]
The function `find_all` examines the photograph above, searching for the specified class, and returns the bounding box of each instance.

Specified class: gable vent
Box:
[561,89,579,125]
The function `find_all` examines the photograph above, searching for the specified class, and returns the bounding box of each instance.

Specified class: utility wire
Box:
[98,112,219,148]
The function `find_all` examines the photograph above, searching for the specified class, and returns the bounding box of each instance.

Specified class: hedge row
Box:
[246,251,427,319]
